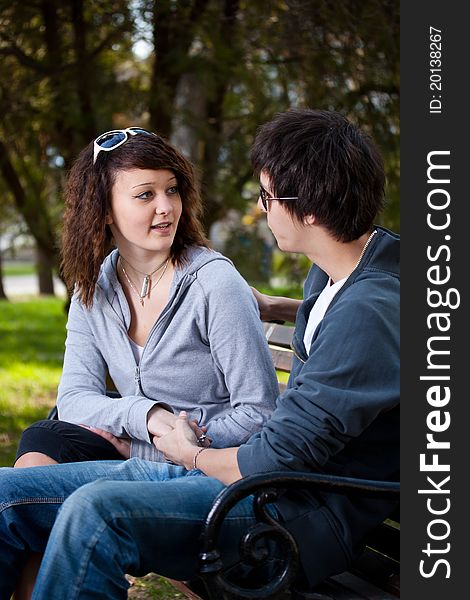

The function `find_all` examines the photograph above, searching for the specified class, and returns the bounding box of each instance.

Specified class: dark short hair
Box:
[250,108,385,242]
[62,132,208,307]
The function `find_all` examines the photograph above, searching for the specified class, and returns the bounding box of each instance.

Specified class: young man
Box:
[0,109,399,598]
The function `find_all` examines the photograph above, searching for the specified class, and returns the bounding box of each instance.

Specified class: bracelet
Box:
[193,446,208,470]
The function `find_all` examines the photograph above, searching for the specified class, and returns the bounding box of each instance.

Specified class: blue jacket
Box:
[237,227,400,588]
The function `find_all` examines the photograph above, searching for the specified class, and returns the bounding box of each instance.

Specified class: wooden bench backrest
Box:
[263,322,294,392]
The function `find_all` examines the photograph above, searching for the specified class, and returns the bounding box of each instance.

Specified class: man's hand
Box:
[156,411,200,469]
[251,286,301,323]
[80,425,131,459]
[250,286,273,321]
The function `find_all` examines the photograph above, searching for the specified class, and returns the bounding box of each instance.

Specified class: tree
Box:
[0,0,400,291]
[154,0,400,231]
[0,0,136,285]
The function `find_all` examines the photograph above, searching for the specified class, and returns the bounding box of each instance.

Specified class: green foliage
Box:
[224,225,274,284]
[0,297,66,465]
[127,574,185,599]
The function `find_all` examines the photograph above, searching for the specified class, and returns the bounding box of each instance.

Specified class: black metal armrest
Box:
[197,472,400,600]
[47,405,58,420]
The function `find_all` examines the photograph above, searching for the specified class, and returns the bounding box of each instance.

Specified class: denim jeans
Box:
[0,458,258,599]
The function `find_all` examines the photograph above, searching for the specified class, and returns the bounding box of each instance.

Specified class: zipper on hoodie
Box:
[134,366,141,389]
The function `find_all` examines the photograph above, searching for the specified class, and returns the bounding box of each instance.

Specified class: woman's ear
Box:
[105,213,113,225]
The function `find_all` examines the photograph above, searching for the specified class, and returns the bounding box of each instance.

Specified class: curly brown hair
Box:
[61,132,209,308]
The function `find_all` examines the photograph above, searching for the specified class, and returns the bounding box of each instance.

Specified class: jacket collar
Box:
[293,226,399,362]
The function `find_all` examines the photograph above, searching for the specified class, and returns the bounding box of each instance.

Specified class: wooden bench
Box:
[48,322,400,599]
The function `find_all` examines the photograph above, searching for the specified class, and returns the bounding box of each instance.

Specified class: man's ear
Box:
[304,214,316,226]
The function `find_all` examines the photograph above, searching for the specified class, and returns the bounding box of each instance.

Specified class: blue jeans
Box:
[0,458,258,599]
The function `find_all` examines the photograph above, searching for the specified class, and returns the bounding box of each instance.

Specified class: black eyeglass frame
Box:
[259,185,298,211]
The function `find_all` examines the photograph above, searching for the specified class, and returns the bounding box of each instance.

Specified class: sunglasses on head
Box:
[259,185,298,211]
[93,127,157,164]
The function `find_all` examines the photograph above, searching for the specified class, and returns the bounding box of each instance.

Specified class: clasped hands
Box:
[82,406,209,462]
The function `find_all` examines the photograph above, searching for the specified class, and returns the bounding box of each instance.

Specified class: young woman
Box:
[9,128,279,599]
[13,128,278,471]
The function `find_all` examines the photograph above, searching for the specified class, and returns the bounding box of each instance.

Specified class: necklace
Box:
[353,229,377,271]
[120,255,168,297]
[120,257,170,306]
[120,255,168,299]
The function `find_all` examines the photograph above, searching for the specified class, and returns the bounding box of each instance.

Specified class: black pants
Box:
[15,420,123,465]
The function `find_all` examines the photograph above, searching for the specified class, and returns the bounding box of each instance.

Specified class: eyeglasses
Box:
[93,127,157,164]
[259,186,298,211]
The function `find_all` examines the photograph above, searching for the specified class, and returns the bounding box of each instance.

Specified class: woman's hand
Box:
[146,405,179,438]
[80,425,131,459]
[188,422,212,447]
[156,411,200,469]
[147,405,211,445]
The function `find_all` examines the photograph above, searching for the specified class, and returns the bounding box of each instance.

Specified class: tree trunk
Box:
[0,139,59,273]
[0,250,8,300]
[70,0,96,144]
[167,0,240,234]
[149,0,210,136]
[36,243,55,295]
[170,73,208,162]
[199,0,240,233]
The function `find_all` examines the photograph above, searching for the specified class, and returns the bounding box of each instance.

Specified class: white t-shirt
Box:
[303,277,347,355]
[129,337,144,364]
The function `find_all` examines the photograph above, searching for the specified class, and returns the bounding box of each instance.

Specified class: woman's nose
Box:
[155,196,173,215]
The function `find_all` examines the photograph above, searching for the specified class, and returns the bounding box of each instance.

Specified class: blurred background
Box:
[0,0,399,595]
[0,0,399,298]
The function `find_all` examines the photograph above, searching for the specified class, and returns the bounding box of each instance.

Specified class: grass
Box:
[2,262,36,277]
[0,297,66,466]
[127,575,185,599]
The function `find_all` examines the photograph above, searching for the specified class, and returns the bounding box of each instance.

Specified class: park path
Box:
[3,274,66,297]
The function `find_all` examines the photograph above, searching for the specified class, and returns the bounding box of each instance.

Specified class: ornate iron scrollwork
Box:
[198,472,399,600]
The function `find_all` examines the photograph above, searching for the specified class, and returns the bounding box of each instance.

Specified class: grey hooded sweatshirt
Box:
[57,246,279,461]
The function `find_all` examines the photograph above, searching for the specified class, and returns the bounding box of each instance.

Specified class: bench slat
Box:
[263,322,294,348]
[317,569,400,599]
[270,347,294,372]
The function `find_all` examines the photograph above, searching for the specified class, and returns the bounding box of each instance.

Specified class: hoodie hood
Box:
[94,246,232,325]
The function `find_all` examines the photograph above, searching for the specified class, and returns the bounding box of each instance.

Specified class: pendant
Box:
[140,275,150,299]
[139,298,145,307]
